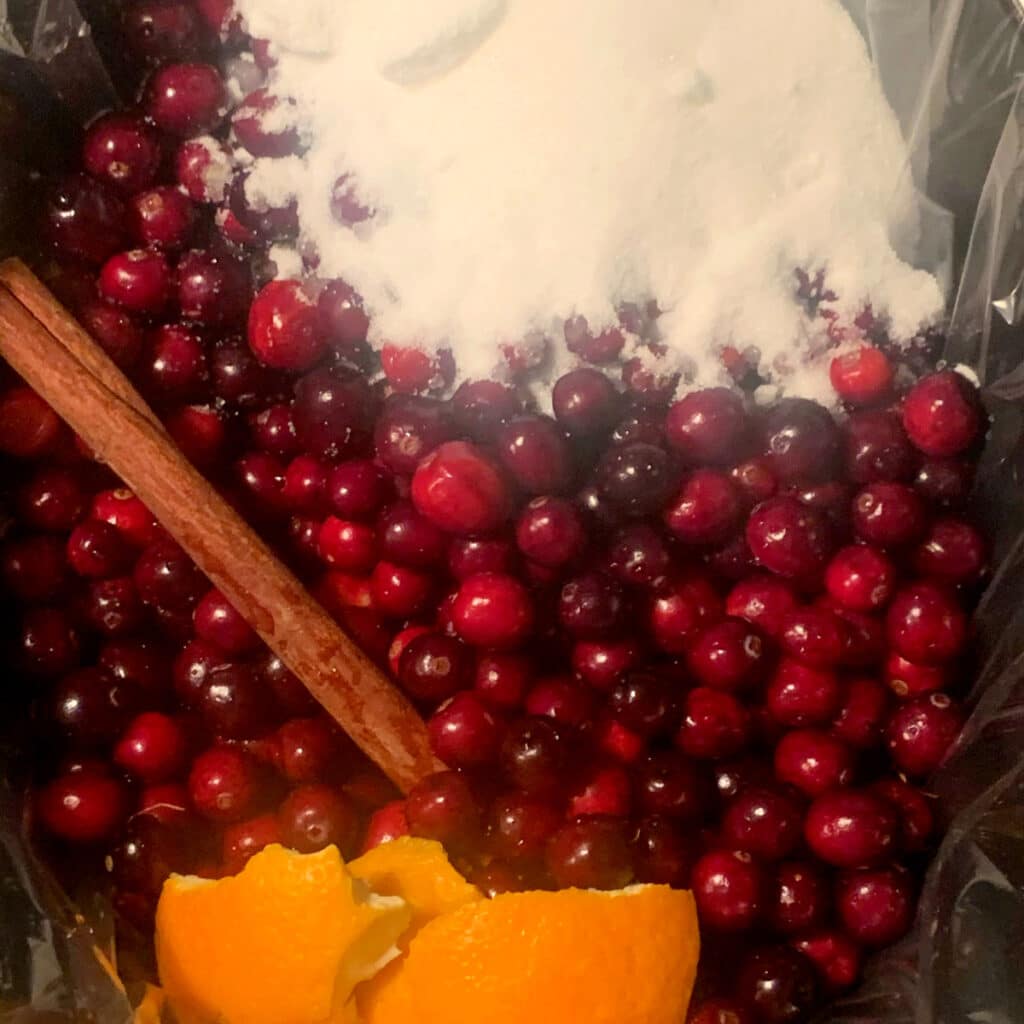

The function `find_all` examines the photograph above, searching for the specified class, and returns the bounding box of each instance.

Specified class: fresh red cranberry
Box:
[566,762,631,818]
[886,581,967,664]
[691,849,763,932]
[545,816,633,889]
[277,717,338,783]
[210,340,284,411]
[605,523,671,587]
[187,747,259,822]
[594,715,646,764]
[803,789,898,868]
[428,692,504,767]
[633,750,708,821]
[142,323,208,403]
[914,457,974,508]
[368,397,450,479]
[177,249,250,326]
[405,770,481,849]
[219,813,283,873]
[687,999,755,1024]
[496,415,572,495]
[474,651,531,710]
[515,497,585,567]
[107,816,191,910]
[232,88,302,158]
[851,482,926,547]
[487,792,561,861]
[773,728,852,796]
[193,589,259,656]
[41,173,128,264]
[765,860,830,935]
[610,406,667,447]
[395,632,472,703]
[446,538,512,583]
[316,278,370,348]
[830,677,890,749]
[165,405,230,470]
[884,652,947,700]
[631,815,696,886]
[380,344,454,394]
[829,346,893,405]
[664,470,742,545]
[36,771,126,842]
[361,800,410,851]
[76,300,144,368]
[294,366,375,460]
[450,379,520,442]
[726,574,799,637]
[913,518,987,585]
[123,0,208,61]
[596,442,677,517]
[843,410,916,484]
[747,497,833,582]
[790,930,862,993]
[676,687,750,759]
[198,663,274,739]
[250,403,298,458]
[721,786,804,861]
[730,458,778,507]
[902,371,982,457]
[172,639,225,707]
[82,113,161,193]
[524,676,594,727]
[17,607,81,677]
[98,249,174,315]
[885,693,962,777]
[686,619,766,692]
[2,534,68,601]
[113,712,188,783]
[317,517,376,573]
[766,659,840,727]
[734,945,819,1024]
[760,398,840,484]
[608,671,679,737]
[278,784,359,856]
[571,637,641,692]
[778,606,845,669]
[558,571,624,638]
[258,653,317,717]
[0,387,62,457]
[64,522,129,581]
[378,501,446,568]
[83,576,146,636]
[246,280,326,372]
[370,560,432,618]
[280,455,328,513]
[649,573,723,653]
[17,466,87,532]
[129,186,195,250]
[869,778,934,855]
[835,866,914,947]
[145,62,225,136]
[324,459,389,520]
[823,603,885,670]
[95,640,169,701]
[452,573,534,649]
[824,544,895,613]
[133,537,205,614]
[665,388,749,464]
[550,368,620,435]
[500,716,573,793]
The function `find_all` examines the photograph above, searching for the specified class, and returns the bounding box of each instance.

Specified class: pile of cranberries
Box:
[0,4,992,1022]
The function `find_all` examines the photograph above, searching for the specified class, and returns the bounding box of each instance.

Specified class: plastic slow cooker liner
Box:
[1,0,1024,1021]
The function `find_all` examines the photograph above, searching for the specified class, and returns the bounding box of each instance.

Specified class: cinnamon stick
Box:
[0,266,439,793]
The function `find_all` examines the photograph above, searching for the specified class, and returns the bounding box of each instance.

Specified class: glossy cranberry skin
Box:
[17,466,87,531]
[824,544,895,613]
[452,572,534,649]
[247,280,326,372]
[188,747,259,822]
[522,676,593,728]
[487,792,562,861]
[2,534,68,601]
[445,381,515,442]
[913,518,987,585]
[317,517,376,573]
[250,403,298,459]
[902,371,982,457]
[606,671,677,738]
[571,637,640,692]
[835,866,914,947]
[773,729,853,796]
[194,589,259,656]
[259,653,317,717]
[362,800,410,851]
[632,815,697,886]
[803,789,898,868]
[666,388,749,464]
[734,945,819,1024]
[405,770,481,849]
[605,523,671,587]
[171,639,224,707]
[649,574,723,654]
[107,815,190,903]
[496,416,572,495]
[765,659,840,727]
[379,501,446,568]
[395,632,471,703]
[746,497,833,582]
[374,398,450,477]
[198,664,273,739]
[83,113,162,195]
[778,607,845,669]
[596,442,677,516]
[500,716,573,794]
[474,652,531,709]
[42,173,128,264]
[843,411,915,485]
[235,451,289,514]
[77,301,144,368]
[851,482,926,548]
[566,763,631,817]
[83,576,146,636]
[676,687,750,759]
[726,574,800,637]
[142,323,208,404]
[370,560,432,618]
[17,607,81,677]
[884,652,948,700]
[558,571,624,638]
[277,718,338,782]
[885,693,963,777]
[760,399,840,484]
[428,692,504,767]
[551,367,620,435]
[545,817,634,890]
[327,459,391,520]
[633,750,708,821]
[278,784,360,856]
[664,470,742,545]
[686,619,766,692]
[219,813,283,873]
[514,497,584,568]
[294,367,375,460]
[145,62,226,136]
[133,538,205,613]
[691,849,764,932]
[36,771,126,842]
[128,186,195,250]
[765,860,830,935]
[177,249,250,326]
[721,787,804,861]
[886,581,967,665]
[443,541,510,586]
[113,712,188,783]
[914,458,974,508]
[830,345,893,405]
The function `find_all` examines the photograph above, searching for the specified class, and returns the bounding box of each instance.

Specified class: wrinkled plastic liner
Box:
[3,1,1024,1022]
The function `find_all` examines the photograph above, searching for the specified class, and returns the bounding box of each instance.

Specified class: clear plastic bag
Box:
[4,1,1024,1022]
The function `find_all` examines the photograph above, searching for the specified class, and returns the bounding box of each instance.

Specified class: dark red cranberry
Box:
[317,517,376,573]
[831,677,890,749]
[325,459,390,520]
[188,747,259,822]
[843,410,916,484]
[790,930,862,993]
[686,619,767,692]
[17,607,81,676]
[177,249,250,326]
[280,455,328,513]
[232,89,302,158]
[232,451,287,516]
[633,750,708,821]
[198,663,275,740]
[452,573,534,649]
[97,640,170,699]
[566,762,630,817]
[605,523,671,587]
[361,800,410,851]
[294,366,375,460]
[773,728,852,796]
[649,573,723,653]
[379,501,446,568]
[746,497,833,582]
[711,759,762,804]
[221,813,283,872]
[558,571,624,638]
[278,784,360,856]
[914,458,974,508]
[450,379,520,442]
[428,692,504,767]
[49,667,139,747]
[474,651,531,710]
[277,718,339,782]
[608,671,679,737]
[886,581,967,664]
[447,537,513,582]
[379,344,452,394]
[826,603,885,669]
[632,815,696,886]
[824,544,895,612]
[175,136,230,203]
[0,387,62,458]
[36,771,126,842]
[405,770,481,849]
[487,792,561,861]
[851,482,926,547]
[835,866,914,947]
[83,576,146,636]
[370,561,432,618]
[2,534,68,601]
[829,345,893,405]
[41,173,128,264]
[664,470,742,545]
[765,861,830,935]
[804,789,898,868]
[902,371,982,457]
[145,62,226,136]
[17,466,87,532]
[515,497,585,567]
[721,786,804,861]
[258,653,317,717]
[726,574,799,637]
[397,632,472,703]
[610,406,666,447]
[369,394,449,476]
[778,606,845,669]
[676,687,749,759]
[596,442,677,517]
[133,537,205,612]
[82,113,161,193]
[666,388,749,464]
[691,849,763,931]
[123,0,207,61]
[172,639,226,707]
[165,405,230,470]
[76,300,144,368]
[496,415,572,495]
[142,323,208,403]
[571,637,640,692]
[913,517,987,585]
[107,815,190,904]
[316,278,370,348]
[209,339,282,411]
[194,589,259,656]
[731,458,778,507]
[64,521,130,580]
[246,279,326,372]
[765,659,840,727]
[545,817,633,889]
[563,316,625,364]
[594,715,646,764]
[98,249,173,315]
[113,712,188,783]
[500,716,573,793]
[734,945,818,1024]
[524,676,595,727]
[129,187,195,250]
[760,398,840,484]
[250,403,298,458]
[551,368,620,435]
[885,693,962,777]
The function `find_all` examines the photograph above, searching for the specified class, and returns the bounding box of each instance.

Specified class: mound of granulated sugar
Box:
[234,0,944,400]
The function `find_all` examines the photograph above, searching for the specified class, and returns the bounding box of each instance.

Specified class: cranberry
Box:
[790,930,862,993]
[545,817,633,889]
[280,455,327,513]
[886,581,967,665]
[170,639,223,707]
[471,652,530,710]
[2,534,68,601]
[145,62,226,136]
[362,800,410,851]
[141,323,208,404]
[487,792,561,861]
[428,692,504,767]
[676,687,749,759]
[316,517,376,573]
[831,677,890,749]
[17,607,81,677]
[608,671,679,737]
[165,405,229,470]
[324,459,390,520]
[317,278,370,347]
[113,712,186,783]
[747,497,833,582]
[773,729,852,796]
[571,637,640,692]
[379,501,446,568]
[666,388,749,464]
[594,715,645,764]
[405,770,481,849]
[778,607,845,668]
[633,750,708,821]
[232,88,302,158]
[278,784,359,856]
[563,315,626,364]
[36,771,126,842]
[369,560,431,618]
[187,747,259,822]
[199,663,274,739]
[218,813,281,873]
[884,652,947,700]
[885,693,963,777]
[294,366,375,460]
[851,482,926,547]
[824,545,895,613]
[452,573,534,649]
[246,279,326,372]
[234,451,287,515]
[500,716,573,793]
[610,407,666,447]
[902,371,982,457]
[83,576,146,636]
[17,466,87,531]
[259,653,317,717]
[450,379,520,441]
[392,632,469,703]
[605,523,671,587]
[496,415,572,495]
[177,249,250,326]
[730,458,778,506]
[803,789,898,868]
[0,387,62,457]
[664,470,742,545]
[42,173,128,264]
[765,860,829,935]
[380,344,453,394]
[843,410,916,484]
[133,537,205,612]
[649,574,723,653]
[596,442,677,517]
[194,589,259,656]
[123,0,207,61]
[830,346,893,405]
[277,717,338,782]
[760,398,840,484]
[175,136,231,203]
[691,849,763,931]
[373,395,452,476]
[686,619,767,692]
[82,113,161,194]
[514,497,584,568]
[249,403,298,458]
[914,458,974,508]
[524,676,594,727]
[726,574,800,637]
[76,301,144,368]
[550,368,620,435]
[129,186,195,250]
[558,572,624,638]
[765,659,840,727]
[107,815,190,907]
[721,786,804,861]
[913,518,987,585]
[566,763,631,817]
[631,815,696,886]
[835,866,914,946]
[734,945,818,1024]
